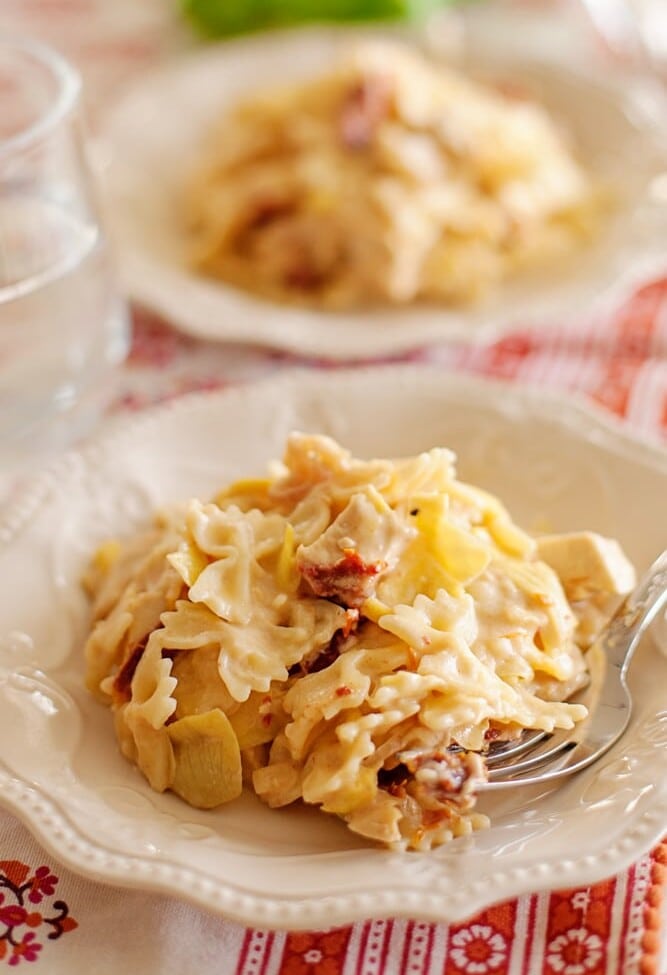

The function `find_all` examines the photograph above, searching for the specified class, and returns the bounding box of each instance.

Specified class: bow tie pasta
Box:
[83,434,635,850]
[184,41,602,309]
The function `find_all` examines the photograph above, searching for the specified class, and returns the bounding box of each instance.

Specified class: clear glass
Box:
[0,38,129,492]
[576,0,667,80]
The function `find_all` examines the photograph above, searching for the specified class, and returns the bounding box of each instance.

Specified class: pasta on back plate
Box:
[184,41,604,310]
[83,434,635,850]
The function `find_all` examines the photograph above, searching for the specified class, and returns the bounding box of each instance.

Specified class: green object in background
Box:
[180,0,454,38]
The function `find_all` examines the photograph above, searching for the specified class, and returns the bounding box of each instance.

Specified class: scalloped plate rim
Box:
[3,367,667,543]
[0,774,665,928]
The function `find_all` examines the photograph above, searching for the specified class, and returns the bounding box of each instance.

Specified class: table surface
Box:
[0,1,666,972]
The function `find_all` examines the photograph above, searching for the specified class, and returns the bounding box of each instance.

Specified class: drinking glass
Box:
[576,0,667,79]
[0,38,130,491]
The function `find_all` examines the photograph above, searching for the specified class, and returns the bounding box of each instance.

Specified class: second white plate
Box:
[98,22,667,359]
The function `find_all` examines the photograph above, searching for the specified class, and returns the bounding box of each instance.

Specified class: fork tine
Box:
[487,730,577,782]
[484,729,548,765]
[483,742,579,790]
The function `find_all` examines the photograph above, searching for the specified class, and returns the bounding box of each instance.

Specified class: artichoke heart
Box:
[167,709,242,808]
[168,540,208,588]
[414,496,490,583]
[229,692,279,749]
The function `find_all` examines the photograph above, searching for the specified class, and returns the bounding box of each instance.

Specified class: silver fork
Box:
[482,549,667,791]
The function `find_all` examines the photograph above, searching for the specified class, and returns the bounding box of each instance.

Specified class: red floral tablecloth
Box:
[1,0,666,972]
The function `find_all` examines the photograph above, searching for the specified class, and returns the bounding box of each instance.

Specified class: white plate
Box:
[0,366,666,928]
[97,20,667,359]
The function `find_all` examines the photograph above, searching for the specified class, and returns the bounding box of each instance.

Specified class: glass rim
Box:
[0,36,81,160]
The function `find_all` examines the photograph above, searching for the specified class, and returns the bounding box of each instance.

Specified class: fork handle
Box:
[600,550,667,679]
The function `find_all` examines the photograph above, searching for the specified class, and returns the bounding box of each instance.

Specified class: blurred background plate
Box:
[97,17,667,358]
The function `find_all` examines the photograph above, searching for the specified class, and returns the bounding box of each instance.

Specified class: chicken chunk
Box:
[297,491,413,606]
[536,531,636,601]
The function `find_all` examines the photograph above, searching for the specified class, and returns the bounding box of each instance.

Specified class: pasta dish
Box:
[83,434,634,850]
[183,41,601,309]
